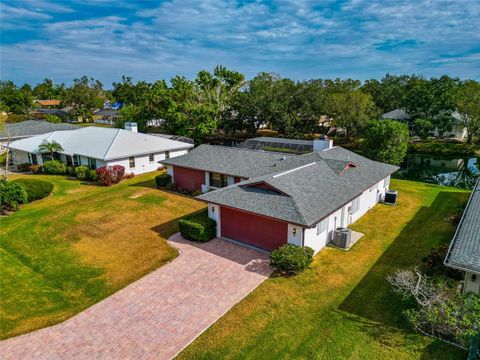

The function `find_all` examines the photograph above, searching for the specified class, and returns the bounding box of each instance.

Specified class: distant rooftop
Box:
[239,137,314,154]
[445,178,480,274]
[0,120,79,140]
[33,99,61,106]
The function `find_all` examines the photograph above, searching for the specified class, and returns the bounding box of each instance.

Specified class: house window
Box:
[351,197,361,214]
[88,157,97,170]
[209,173,228,188]
[66,156,73,167]
[73,155,80,167]
[129,156,135,169]
[317,219,327,235]
[149,153,154,163]
[165,151,170,159]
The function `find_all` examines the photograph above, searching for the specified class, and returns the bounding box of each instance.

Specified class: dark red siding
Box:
[173,166,205,191]
[220,207,288,251]
[234,177,242,183]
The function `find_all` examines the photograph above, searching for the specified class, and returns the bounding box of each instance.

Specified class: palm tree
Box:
[38,140,64,160]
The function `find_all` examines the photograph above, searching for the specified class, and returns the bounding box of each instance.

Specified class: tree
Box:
[0,81,33,114]
[362,74,410,113]
[38,140,64,160]
[456,80,480,144]
[44,114,62,123]
[117,104,146,131]
[326,90,377,138]
[63,76,104,122]
[33,79,65,100]
[413,118,433,139]
[362,119,409,165]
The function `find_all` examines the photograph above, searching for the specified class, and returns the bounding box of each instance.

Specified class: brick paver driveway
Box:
[0,234,272,360]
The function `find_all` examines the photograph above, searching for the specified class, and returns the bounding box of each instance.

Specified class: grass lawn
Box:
[178,179,470,360]
[0,172,204,339]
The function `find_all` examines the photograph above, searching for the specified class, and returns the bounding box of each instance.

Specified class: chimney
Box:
[313,135,333,151]
[125,122,138,133]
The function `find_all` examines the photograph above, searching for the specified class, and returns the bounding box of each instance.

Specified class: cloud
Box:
[1,0,479,85]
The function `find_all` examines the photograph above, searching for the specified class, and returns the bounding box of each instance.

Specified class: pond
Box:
[395,153,479,189]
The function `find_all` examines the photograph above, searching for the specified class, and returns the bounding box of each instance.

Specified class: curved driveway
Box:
[0,234,272,360]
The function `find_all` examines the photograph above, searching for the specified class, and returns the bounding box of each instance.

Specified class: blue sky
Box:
[1,0,479,87]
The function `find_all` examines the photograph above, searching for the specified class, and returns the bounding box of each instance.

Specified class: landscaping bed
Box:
[12,178,53,202]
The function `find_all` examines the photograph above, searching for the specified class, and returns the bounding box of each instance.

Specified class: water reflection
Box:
[395,154,479,189]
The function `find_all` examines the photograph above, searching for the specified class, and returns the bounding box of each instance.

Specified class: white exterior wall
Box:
[287,224,303,246]
[202,171,210,193]
[464,271,480,294]
[166,165,174,177]
[207,203,221,237]
[303,175,391,254]
[11,149,30,165]
[433,125,468,140]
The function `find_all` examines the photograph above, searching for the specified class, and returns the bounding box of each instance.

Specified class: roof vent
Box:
[125,122,138,133]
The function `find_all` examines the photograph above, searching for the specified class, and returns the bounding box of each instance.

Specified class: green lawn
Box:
[178,180,470,360]
[0,172,204,339]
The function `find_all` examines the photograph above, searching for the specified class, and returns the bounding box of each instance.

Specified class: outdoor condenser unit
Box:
[384,190,398,205]
[333,228,352,249]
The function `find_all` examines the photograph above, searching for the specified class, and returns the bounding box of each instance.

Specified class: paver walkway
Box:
[0,234,272,360]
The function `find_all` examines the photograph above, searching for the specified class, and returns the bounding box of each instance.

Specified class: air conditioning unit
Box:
[384,190,398,205]
[332,228,352,249]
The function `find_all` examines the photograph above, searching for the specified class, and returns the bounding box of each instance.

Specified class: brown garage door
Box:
[173,166,205,191]
[220,206,288,251]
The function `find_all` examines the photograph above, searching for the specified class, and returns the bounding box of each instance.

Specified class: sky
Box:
[1,0,479,87]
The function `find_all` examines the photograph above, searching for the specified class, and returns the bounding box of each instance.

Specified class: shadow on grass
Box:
[338,191,469,357]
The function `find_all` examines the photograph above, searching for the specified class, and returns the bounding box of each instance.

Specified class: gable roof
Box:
[444,178,480,274]
[0,120,79,140]
[239,137,314,154]
[9,126,193,161]
[34,99,61,106]
[380,109,411,120]
[196,146,398,226]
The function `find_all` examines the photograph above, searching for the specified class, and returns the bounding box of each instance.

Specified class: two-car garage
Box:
[220,206,288,251]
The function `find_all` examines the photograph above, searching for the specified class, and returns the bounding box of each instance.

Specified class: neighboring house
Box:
[163,140,398,253]
[8,126,193,175]
[93,109,120,125]
[239,136,332,154]
[31,108,70,120]
[33,99,61,108]
[0,120,79,150]
[444,178,480,294]
[381,108,468,140]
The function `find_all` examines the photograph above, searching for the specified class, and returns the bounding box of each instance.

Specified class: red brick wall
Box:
[173,166,205,191]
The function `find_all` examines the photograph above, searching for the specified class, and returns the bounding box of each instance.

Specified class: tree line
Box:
[1,69,479,144]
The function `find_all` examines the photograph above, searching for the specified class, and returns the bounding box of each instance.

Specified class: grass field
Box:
[178,180,470,360]
[0,172,204,339]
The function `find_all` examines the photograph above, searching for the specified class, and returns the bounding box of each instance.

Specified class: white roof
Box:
[9,126,193,161]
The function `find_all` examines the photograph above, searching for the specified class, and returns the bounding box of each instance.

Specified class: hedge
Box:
[179,210,216,242]
[75,165,90,180]
[0,179,28,210]
[270,244,314,274]
[12,178,53,202]
[42,160,67,175]
[155,173,172,187]
[16,163,31,172]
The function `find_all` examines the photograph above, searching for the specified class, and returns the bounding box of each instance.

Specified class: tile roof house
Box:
[8,126,193,175]
[444,178,480,294]
[33,99,61,107]
[163,140,398,253]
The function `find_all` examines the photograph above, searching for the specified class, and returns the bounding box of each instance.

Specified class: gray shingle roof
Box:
[0,120,79,140]
[380,109,411,120]
[196,146,399,226]
[162,144,301,178]
[445,178,480,274]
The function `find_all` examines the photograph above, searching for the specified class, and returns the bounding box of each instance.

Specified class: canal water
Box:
[395,154,479,189]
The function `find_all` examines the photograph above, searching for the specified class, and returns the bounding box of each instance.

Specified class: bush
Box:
[178,210,216,242]
[42,160,66,175]
[270,244,314,274]
[155,173,172,187]
[96,165,125,186]
[88,169,98,181]
[422,245,463,280]
[0,179,28,210]
[124,172,135,179]
[30,164,42,174]
[16,163,31,172]
[413,118,434,139]
[12,179,53,202]
[74,165,89,180]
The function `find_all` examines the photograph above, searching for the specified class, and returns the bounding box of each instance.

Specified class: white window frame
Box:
[149,153,154,163]
[317,218,327,235]
[351,197,361,214]
[129,156,135,169]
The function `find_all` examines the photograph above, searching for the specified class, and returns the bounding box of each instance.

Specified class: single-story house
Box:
[8,126,193,175]
[381,108,468,140]
[93,109,120,125]
[0,120,79,150]
[444,178,480,294]
[162,140,398,253]
[33,99,61,108]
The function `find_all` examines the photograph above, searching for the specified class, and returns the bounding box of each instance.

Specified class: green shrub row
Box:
[0,178,28,210]
[270,244,314,274]
[179,210,216,242]
[12,178,53,202]
[74,165,97,181]
[42,160,67,175]
[155,173,172,187]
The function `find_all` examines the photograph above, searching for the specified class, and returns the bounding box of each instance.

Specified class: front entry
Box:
[220,207,288,251]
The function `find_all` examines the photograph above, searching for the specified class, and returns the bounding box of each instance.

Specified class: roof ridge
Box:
[200,144,296,156]
[103,128,122,159]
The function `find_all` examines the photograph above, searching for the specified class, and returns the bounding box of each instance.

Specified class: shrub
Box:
[12,179,53,202]
[88,169,98,181]
[270,244,314,274]
[155,173,172,187]
[124,172,135,179]
[178,210,216,242]
[74,165,89,180]
[30,164,42,174]
[42,160,66,175]
[422,245,463,280]
[414,118,434,139]
[16,163,31,172]
[96,165,125,186]
[0,179,28,210]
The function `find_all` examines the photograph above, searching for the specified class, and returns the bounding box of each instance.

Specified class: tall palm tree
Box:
[38,140,64,160]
